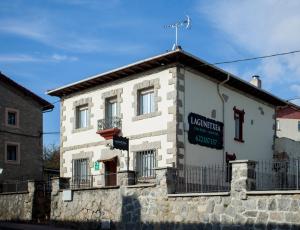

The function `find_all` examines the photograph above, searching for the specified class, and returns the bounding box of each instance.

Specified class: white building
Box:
[48,48,287,186]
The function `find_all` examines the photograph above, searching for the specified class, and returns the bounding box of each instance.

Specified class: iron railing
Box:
[0,180,28,193]
[254,158,300,191]
[173,164,231,193]
[69,173,118,189]
[97,117,121,131]
[136,150,156,180]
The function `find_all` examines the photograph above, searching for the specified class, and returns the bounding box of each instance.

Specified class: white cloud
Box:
[0,54,78,63]
[0,17,144,54]
[198,0,300,89]
[51,54,78,62]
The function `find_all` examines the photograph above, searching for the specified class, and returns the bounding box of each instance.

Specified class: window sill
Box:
[5,124,19,129]
[72,126,93,133]
[234,138,244,143]
[132,111,161,121]
[5,160,20,165]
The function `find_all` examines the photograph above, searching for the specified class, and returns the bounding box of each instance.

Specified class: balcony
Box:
[96,117,122,140]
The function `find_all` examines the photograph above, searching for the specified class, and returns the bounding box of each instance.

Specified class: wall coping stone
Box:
[51,177,61,180]
[59,186,120,192]
[229,160,257,164]
[168,192,230,197]
[154,167,174,170]
[117,170,135,173]
[126,183,156,188]
[0,191,29,195]
[247,190,300,195]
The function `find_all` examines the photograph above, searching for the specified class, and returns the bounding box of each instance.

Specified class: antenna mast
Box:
[164,15,191,50]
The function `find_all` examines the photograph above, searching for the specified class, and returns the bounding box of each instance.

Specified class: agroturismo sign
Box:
[188,112,223,149]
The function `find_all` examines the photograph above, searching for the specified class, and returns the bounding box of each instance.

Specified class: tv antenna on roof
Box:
[164,15,191,50]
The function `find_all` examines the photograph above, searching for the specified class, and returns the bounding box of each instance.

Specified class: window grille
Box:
[136,150,156,179]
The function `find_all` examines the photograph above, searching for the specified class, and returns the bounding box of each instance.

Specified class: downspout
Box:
[217,74,230,166]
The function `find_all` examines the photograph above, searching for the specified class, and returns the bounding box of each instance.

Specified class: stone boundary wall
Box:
[0,181,35,221]
[50,161,300,229]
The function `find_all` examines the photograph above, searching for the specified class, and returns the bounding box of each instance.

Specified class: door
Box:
[104,159,117,186]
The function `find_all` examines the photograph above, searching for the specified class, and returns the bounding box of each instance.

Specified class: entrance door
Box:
[104,158,117,186]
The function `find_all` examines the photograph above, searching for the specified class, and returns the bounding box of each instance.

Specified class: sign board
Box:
[113,136,129,151]
[188,112,223,149]
[62,189,72,201]
[94,161,100,171]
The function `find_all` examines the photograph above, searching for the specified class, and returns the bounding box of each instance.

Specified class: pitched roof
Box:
[47,48,288,107]
[1,72,54,111]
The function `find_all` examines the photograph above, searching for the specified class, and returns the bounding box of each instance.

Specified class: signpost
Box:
[188,112,223,149]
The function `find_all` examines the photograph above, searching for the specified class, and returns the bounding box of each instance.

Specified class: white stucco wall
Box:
[60,67,175,177]
[276,118,300,141]
[183,69,276,166]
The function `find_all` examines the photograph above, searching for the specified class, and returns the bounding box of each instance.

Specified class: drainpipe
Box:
[217,74,230,166]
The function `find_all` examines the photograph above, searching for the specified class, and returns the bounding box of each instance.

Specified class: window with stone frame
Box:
[76,104,89,129]
[233,106,245,142]
[5,142,20,164]
[5,108,19,127]
[138,87,155,115]
[136,149,156,179]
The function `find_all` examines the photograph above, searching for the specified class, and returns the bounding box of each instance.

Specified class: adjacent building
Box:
[275,105,300,159]
[47,48,288,187]
[0,72,53,182]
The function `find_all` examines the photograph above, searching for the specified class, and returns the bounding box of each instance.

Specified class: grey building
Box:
[0,72,53,182]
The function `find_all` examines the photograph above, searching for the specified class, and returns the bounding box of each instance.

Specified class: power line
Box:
[208,50,300,66]
[43,132,60,135]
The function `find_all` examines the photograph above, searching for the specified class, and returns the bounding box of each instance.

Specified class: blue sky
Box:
[1,0,300,146]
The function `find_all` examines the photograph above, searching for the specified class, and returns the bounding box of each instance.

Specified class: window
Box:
[138,88,154,115]
[76,105,88,129]
[72,158,89,187]
[5,142,20,164]
[233,107,245,142]
[5,108,19,127]
[298,121,300,132]
[106,98,117,119]
[136,150,156,178]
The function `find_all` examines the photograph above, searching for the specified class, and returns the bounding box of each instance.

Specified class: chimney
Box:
[250,75,261,88]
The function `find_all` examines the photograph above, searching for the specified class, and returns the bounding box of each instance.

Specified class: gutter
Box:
[217,74,230,166]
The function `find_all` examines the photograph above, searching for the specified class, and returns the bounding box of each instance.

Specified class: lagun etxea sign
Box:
[188,112,223,149]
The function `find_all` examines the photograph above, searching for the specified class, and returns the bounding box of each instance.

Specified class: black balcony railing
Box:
[97,117,121,131]
[69,173,118,189]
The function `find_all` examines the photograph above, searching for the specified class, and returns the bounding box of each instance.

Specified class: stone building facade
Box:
[47,48,287,187]
[0,72,53,182]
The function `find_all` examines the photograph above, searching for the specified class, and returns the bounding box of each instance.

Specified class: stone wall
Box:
[51,162,300,229]
[0,81,43,182]
[0,181,35,221]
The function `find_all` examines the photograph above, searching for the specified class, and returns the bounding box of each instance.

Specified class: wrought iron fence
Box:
[0,180,28,193]
[173,164,231,193]
[97,117,121,131]
[254,158,300,191]
[69,173,118,189]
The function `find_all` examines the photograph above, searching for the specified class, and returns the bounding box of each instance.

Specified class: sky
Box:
[1,0,300,146]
